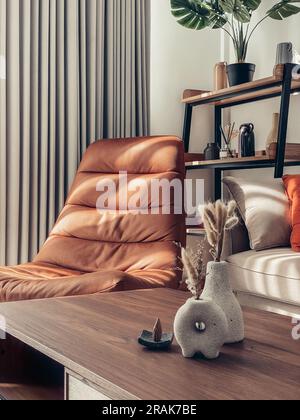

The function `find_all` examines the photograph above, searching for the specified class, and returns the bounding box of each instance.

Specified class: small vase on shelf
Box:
[204,143,220,161]
[239,123,255,158]
[266,113,279,154]
[220,147,231,160]
[214,62,228,91]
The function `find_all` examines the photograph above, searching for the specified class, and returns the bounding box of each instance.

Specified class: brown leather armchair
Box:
[0,136,186,302]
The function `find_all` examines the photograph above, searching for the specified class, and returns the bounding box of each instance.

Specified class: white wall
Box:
[150,0,220,151]
[150,0,222,201]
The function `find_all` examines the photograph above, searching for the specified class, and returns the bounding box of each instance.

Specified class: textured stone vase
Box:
[174,298,228,360]
[202,261,245,344]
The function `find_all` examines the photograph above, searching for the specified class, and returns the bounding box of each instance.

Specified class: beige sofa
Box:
[226,224,300,317]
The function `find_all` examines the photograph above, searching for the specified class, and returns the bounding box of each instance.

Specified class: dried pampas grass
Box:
[180,200,238,299]
[203,200,239,262]
[181,245,205,300]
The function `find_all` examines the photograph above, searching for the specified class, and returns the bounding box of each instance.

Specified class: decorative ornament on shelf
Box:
[170,0,300,86]
[138,318,174,351]
[214,62,228,91]
[220,123,239,159]
[239,123,255,157]
[204,142,220,161]
[174,201,244,360]
[276,42,294,65]
[266,113,280,153]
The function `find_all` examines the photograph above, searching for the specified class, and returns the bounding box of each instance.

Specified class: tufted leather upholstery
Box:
[0,136,186,302]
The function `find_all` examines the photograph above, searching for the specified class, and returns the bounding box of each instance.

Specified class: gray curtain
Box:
[0,0,150,266]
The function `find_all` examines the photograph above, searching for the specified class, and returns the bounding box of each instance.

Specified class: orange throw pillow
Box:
[283,175,300,252]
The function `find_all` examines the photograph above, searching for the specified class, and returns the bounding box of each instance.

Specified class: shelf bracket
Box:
[215,106,222,149]
[214,169,222,200]
[182,104,193,153]
[275,64,293,178]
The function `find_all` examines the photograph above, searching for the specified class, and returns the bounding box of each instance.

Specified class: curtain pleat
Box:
[0,0,149,266]
[6,0,21,265]
[0,0,7,264]
[28,0,39,259]
[19,0,31,263]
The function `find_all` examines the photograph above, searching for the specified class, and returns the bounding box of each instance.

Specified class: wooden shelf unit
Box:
[182,64,300,199]
[185,156,300,171]
[182,74,300,108]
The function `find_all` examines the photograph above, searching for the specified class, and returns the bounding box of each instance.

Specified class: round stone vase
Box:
[201,261,245,344]
[174,298,228,360]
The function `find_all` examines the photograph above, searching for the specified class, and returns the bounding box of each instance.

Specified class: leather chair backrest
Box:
[35,136,186,284]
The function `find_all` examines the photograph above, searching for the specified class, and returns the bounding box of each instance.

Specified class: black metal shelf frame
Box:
[183,63,300,200]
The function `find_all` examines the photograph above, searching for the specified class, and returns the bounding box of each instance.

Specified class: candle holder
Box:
[138,319,174,351]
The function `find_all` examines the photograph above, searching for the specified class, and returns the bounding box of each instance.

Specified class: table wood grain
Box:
[0,289,299,400]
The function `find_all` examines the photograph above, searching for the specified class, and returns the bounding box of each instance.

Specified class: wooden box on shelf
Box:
[267,142,300,160]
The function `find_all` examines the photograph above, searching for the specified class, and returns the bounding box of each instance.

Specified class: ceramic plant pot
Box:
[202,261,245,344]
[227,63,256,87]
[174,298,228,360]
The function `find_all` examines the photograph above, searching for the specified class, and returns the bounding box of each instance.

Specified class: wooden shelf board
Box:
[186,156,271,167]
[186,156,300,170]
[182,72,300,107]
[187,228,206,236]
[182,74,282,104]
[216,81,300,107]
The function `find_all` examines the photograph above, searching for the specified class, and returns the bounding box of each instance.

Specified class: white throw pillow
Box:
[223,177,291,251]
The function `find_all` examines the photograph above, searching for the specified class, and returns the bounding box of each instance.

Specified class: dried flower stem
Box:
[181,245,205,300]
[203,200,239,263]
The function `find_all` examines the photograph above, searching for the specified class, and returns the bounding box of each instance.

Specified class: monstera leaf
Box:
[233,4,251,22]
[217,1,251,22]
[268,0,300,20]
[209,13,228,29]
[170,0,211,30]
[218,0,235,12]
[242,0,261,11]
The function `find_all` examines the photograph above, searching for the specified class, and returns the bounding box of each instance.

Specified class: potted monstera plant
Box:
[171,0,300,86]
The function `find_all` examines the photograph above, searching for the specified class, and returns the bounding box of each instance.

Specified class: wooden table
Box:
[0,289,299,400]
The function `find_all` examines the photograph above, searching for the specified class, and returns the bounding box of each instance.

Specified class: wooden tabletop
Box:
[0,289,299,400]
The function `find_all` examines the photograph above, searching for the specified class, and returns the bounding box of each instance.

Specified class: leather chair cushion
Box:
[0,136,185,302]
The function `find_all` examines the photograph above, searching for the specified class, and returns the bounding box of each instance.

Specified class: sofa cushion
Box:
[223,177,291,251]
[283,175,300,252]
[227,249,300,306]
